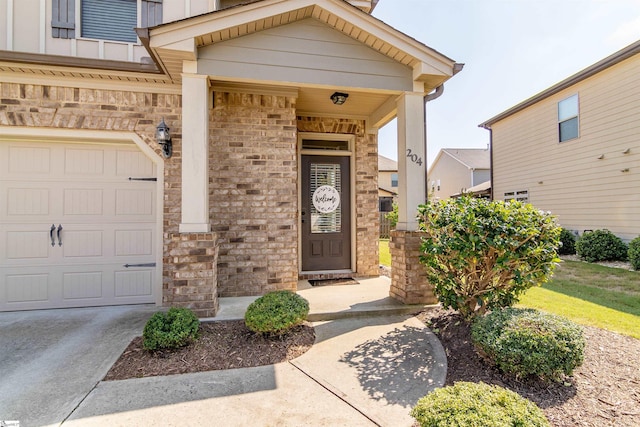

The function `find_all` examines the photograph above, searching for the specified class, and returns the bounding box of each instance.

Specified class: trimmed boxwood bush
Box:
[245,291,309,336]
[143,307,200,351]
[628,236,640,270]
[410,382,550,427]
[471,308,585,381]
[576,229,627,262]
[418,197,561,319]
[558,228,577,255]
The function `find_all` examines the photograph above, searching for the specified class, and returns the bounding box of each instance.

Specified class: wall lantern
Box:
[330,92,349,105]
[156,118,172,158]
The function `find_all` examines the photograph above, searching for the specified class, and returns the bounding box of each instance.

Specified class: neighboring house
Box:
[378,154,397,212]
[481,40,640,241]
[0,0,461,314]
[428,148,490,200]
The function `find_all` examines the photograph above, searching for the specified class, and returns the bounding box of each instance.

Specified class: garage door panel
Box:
[6,231,51,259]
[6,273,50,303]
[62,230,104,258]
[116,150,154,176]
[7,188,50,216]
[115,229,153,256]
[63,272,103,299]
[63,188,104,216]
[115,270,153,297]
[0,141,158,311]
[8,145,51,175]
[64,147,105,176]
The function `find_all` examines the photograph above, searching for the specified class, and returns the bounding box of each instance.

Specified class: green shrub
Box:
[410,382,550,427]
[471,308,585,381]
[244,291,309,336]
[385,203,398,229]
[418,197,561,319]
[576,229,627,262]
[629,237,640,270]
[143,307,200,351]
[558,228,577,255]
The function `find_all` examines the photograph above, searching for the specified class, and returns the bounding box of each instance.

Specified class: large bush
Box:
[471,308,585,381]
[629,236,640,270]
[558,228,577,255]
[418,197,561,319]
[575,229,627,262]
[245,291,309,336]
[410,382,550,427]
[143,307,200,351]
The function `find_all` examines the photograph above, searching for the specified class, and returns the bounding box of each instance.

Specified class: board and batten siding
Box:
[197,18,414,92]
[492,53,640,241]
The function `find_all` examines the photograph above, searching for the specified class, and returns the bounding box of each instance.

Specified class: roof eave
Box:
[479,39,640,129]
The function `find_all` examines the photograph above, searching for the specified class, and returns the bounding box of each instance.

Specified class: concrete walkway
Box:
[2,277,447,427]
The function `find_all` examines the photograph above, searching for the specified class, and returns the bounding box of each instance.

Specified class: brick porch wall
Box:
[297,117,379,278]
[0,82,219,315]
[210,91,298,297]
[389,230,437,304]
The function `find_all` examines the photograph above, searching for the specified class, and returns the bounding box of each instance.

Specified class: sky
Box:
[371,0,640,168]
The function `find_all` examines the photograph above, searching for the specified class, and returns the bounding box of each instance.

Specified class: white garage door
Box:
[0,140,158,311]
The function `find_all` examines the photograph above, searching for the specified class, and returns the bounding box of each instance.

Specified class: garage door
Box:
[0,140,158,311]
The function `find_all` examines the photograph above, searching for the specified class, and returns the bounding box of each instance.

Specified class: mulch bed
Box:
[104,320,315,381]
[416,308,640,427]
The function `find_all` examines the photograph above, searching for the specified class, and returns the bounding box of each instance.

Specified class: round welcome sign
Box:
[312,185,340,213]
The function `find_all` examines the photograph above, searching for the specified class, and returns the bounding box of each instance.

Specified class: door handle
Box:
[50,224,56,247]
[57,224,63,247]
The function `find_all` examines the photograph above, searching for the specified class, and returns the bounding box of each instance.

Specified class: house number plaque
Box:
[312,185,340,213]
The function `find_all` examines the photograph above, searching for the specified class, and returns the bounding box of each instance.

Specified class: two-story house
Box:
[0,0,461,315]
[428,148,490,200]
[481,40,640,241]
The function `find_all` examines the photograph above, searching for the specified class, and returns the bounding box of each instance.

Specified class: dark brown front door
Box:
[301,155,351,271]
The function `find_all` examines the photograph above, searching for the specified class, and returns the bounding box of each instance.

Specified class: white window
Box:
[558,94,579,142]
[504,190,529,203]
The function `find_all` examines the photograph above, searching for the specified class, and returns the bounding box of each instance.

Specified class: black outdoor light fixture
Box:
[156,118,172,158]
[330,92,349,105]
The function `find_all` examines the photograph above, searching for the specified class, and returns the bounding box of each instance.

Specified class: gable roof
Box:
[378,155,397,171]
[435,148,490,170]
[141,0,460,87]
[480,39,640,128]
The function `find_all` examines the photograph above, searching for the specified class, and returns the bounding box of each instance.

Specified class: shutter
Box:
[52,0,76,39]
[81,0,137,43]
[141,0,163,28]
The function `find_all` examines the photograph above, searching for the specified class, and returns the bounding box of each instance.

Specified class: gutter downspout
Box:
[479,123,494,201]
[423,62,463,203]
[423,85,444,203]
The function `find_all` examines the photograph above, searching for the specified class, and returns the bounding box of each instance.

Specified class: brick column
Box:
[164,232,219,317]
[389,230,437,305]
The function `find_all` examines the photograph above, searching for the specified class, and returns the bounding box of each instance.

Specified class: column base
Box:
[389,230,438,305]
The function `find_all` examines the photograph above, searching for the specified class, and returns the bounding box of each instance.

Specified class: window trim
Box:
[558,94,580,143]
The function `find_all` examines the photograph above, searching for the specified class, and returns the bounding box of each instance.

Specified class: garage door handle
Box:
[57,224,63,247]
[50,224,56,246]
[124,263,156,268]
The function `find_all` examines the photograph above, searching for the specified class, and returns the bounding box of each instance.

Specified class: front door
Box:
[301,155,351,271]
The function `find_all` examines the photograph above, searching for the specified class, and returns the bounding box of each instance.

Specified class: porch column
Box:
[179,73,210,233]
[396,92,426,230]
[390,92,436,305]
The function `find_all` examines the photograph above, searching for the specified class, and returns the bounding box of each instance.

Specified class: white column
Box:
[179,73,211,233]
[396,92,426,231]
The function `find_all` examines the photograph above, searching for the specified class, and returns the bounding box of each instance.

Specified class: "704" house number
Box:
[406,149,423,166]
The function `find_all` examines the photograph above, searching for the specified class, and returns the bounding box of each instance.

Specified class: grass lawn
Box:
[518,260,640,339]
[379,239,391,267]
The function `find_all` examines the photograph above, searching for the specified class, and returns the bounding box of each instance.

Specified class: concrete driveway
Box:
[0,305,156,427]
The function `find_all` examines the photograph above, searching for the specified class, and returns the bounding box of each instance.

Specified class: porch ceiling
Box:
[146,0,458,91]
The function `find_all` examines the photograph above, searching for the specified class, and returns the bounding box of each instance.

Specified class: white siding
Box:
[197,19,414,91]
[492,54,640,240]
